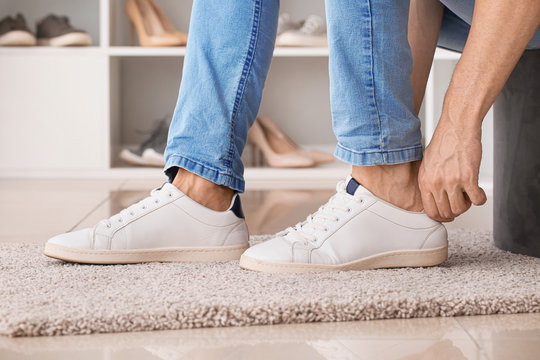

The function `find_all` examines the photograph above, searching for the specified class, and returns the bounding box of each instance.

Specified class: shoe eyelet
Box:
[154,200,159,204]
[129,211,135,216]
[106,224,111,228]
[168,193,173,197]
[142,205,147,210]
[118,219,123,223]
[347,208,352,212]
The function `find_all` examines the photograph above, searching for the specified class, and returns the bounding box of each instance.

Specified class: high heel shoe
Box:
[257,116,335,165]
[125,0,187,47]
[248,118,315,168]
[146,0,188,44]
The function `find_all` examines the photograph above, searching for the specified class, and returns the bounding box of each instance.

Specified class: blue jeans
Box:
[164,0,540,192]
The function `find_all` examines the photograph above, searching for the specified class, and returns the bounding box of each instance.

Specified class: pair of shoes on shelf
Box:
[119,114,334,169]
[43,176,448,273]
[248,116,334,168]
[119,117,169,167]
[126,0,187,47]
[0,14,91,47]
[276,13,327,47]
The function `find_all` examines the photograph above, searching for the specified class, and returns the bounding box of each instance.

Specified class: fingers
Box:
[422,185,483,221]
[418,118,485,221]
[421,189,453,222]
[419,168,474,222]
[421,190,440,220]
[464,183,487,206]
[421,183,483,222]
[448,189,472,215]
[434,190,455,221]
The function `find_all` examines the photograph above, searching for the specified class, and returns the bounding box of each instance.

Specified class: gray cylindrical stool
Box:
[493,49,540,257]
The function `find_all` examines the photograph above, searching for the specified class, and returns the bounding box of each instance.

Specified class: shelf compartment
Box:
[0,0,101,46]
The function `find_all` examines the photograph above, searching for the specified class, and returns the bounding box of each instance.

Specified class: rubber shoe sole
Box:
[119,148,165,167]
[37,32,91,47]
[0,30,36,46]
[239,245,448,273]
[44,242,249,264]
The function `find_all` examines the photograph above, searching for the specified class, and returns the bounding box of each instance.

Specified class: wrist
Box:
[441,87,486,129]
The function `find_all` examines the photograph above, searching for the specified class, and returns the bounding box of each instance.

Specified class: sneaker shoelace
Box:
[99,186,173,229]
[283,180,362,245]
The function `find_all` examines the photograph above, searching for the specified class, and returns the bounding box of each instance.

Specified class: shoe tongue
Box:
[344,176,372,196]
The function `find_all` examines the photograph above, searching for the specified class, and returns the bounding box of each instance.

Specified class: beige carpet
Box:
[1,229,539,337]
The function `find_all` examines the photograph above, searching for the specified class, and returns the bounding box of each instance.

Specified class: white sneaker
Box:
[240,177,448,273]
[276,15,327,47]
[44,183,249,264]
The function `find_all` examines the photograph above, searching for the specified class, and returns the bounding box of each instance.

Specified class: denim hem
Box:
[225,0,262,170]
[335,143,423,166]
[164,155,245,193]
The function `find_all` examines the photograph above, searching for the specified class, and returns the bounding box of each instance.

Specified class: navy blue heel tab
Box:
[230,195,245,219]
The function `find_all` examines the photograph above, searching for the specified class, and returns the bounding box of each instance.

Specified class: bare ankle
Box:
[172,168,234,211]
[351,161,423,212]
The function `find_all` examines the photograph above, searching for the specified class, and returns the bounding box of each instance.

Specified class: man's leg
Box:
[349,0,444,214]
[240,0,449,273]
[43,0,279,264]
[409,0,444,114]
[165,0,279,210]
[328,0,428,213]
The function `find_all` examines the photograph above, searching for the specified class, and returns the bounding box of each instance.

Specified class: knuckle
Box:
[432,177,443,187]
[448,174,461,184]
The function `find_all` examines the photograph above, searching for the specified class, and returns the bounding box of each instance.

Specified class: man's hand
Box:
[418,117,487,222]
[415,0,540,222]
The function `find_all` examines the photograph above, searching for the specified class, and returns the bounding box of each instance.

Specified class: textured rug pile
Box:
[1,229,539,337]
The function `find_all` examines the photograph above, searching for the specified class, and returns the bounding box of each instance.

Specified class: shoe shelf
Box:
[106,46,333,57]
[105,46,460,59]
[0,44,460,60]
[106,46,461,59]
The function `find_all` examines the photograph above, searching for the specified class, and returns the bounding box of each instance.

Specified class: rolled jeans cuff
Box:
[164,155,245,193]
[334,143,424,166]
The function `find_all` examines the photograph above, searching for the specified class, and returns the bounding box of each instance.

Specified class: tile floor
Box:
[0,178,538,360]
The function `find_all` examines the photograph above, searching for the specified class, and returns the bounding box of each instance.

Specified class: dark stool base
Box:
[493,49,540,257]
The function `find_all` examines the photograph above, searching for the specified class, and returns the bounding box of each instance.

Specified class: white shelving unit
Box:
[0,0,491,190]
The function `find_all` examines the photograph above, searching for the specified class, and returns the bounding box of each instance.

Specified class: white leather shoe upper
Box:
[47,183,248,250]
[243,176,447,265]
